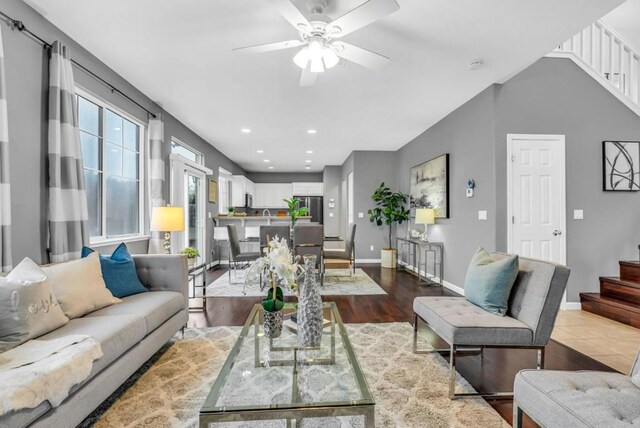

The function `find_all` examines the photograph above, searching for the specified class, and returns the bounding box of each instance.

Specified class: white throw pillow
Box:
[0,258,69,353]
[42,253,120,319]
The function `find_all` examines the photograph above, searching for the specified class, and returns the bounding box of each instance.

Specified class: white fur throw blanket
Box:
[0,335,102,416]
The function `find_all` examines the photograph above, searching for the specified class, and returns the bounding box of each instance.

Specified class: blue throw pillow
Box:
[464,247,519,316]
[81,243,148,298]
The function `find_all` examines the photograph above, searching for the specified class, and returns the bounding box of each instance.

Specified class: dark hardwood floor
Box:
[188,264,616,427]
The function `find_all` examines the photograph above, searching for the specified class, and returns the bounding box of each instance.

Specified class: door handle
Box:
[552,230,562,236]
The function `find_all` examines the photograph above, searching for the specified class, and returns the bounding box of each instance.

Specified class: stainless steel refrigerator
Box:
[294,196,323,224]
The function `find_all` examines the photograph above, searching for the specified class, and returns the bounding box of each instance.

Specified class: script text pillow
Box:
[0,258,69,353]
[42,253,120,319]
[81,243,148,298]
[464,247,519,316]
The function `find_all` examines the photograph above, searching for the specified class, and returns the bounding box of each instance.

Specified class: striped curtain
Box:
[0,26,12,272]
[48,42,89,263]
[147,118,165,254]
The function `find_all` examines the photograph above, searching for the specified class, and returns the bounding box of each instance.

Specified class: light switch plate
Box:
[358,212,364,218]
[478,210,487,220]
[370,245,374,251]
[573,209,584,220]
[328,202,335,208]
[329,212,334,218]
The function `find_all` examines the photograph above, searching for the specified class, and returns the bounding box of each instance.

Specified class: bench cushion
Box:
[413,296,533,346]
[515,369,640,427]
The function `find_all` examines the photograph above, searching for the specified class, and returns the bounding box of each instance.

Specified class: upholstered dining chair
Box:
[259,225,290,253]
[293,224,324,285]
[412,253,570,400]
[226,224,260,282]
[323,223,356,277]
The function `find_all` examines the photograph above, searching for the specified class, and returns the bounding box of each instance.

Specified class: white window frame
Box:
[218,167,232,214]
[347,171,354,225]
[76,87,147,245]
[170,137,204,165]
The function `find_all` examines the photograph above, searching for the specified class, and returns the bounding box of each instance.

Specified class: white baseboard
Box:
[442,280,465,296]
[356,259,381,263]
[561,302,582,310]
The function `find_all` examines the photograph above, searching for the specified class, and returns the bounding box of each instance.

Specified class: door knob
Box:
[552,230,562,236]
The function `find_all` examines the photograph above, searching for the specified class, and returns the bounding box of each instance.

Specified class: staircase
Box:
[581,258,640,328]
[547,20,640,117]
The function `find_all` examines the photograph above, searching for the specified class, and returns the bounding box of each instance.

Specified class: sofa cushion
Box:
[84,291,184,333]
[37,314,146,376]
[413,296,533,346]
[515,369,640,427]
[82,243,148,298]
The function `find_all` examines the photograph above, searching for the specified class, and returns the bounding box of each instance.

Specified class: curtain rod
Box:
[0,10,157,119]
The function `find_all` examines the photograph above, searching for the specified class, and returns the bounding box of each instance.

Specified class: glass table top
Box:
[200,302,374,416]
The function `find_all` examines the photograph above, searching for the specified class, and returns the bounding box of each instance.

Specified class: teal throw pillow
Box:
[81,243,148,298]
[464,247,519,316]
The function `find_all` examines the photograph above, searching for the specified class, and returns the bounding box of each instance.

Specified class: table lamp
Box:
[150,206,185,254]
[415,208,435,242]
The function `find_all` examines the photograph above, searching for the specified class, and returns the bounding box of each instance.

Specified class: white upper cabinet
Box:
[231,175,255,207]
[253,183,293,208]
[292,182,323,196]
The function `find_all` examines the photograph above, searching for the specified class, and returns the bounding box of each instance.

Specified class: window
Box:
[171,138,203,165]
[218,168,232,214]
[77,90,145,242]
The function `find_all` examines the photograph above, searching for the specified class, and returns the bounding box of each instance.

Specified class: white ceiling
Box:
[602,0,640,52]
[26,0,623,172]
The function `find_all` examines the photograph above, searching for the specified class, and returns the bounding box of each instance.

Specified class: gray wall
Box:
[2,0,243,262]
[395,88,498,287]
[322,166,342,237]
[246,172,322,183]
[494,58,640,301]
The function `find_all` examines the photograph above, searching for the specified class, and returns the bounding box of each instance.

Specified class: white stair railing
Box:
[548,20,640,114]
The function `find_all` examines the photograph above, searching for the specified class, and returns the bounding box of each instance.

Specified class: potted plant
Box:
[244,236,302,338]
[180,247,200,268]
[283,198,309,230]
[228,206,235,216]
[367,182,410,269]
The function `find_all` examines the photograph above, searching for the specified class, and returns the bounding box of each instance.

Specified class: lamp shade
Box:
[415,208,435,225]
[150,206,185,232]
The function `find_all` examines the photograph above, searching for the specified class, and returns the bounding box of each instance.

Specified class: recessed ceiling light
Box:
[268,166,274,170]
[305,166,311,170]
[305,160,312,163]
[256,150,264,154]
[305,150,314,154]
[241,128,251,133]
[263,159,270,163]
[307,129,317,134]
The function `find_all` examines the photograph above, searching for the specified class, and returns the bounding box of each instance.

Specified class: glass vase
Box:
[297,255,323,348]
[263,308,283,339]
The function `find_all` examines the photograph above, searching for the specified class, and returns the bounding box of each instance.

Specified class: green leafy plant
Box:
[283,198,309,226]
[228,206,235,213]
[367,182,411,249]
[180,247,200,259]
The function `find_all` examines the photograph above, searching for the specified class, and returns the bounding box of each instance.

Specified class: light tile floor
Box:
[552,310,640,373]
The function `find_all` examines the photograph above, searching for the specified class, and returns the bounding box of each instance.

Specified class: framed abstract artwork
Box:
[602,141,640,191]
[208,178,218,202]
[410,153,450,218]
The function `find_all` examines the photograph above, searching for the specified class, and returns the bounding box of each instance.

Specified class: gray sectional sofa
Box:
[2,254,188,428]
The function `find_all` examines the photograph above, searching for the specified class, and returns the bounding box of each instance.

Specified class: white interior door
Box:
[507,134,567,275]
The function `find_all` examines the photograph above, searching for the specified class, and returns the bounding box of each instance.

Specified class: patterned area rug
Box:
[82,323,508,428]
[194,269,386,297]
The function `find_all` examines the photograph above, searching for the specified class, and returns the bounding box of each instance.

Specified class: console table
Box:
[395,237,444,286]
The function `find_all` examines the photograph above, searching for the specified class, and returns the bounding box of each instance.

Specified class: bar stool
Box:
[211,226,229,266]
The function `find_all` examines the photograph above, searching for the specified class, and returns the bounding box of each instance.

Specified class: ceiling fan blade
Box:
[334,42,389,70]
[299,67,318,87]
[326,0,399,38]
[265,0,312,33]
[233,39,305,54]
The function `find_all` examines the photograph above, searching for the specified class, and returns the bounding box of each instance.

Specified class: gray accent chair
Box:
[227,224,260,281]
[413,253,570,399]
[323,223,356,275]
[513,349,640,427]
[293,224,324,285]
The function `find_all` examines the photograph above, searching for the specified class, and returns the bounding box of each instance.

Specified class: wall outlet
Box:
[466,188,474,198]
[370,245,374,251]
[478,210,487,220]
[358,212,364,218]
[573,209,584,220]
[208,212,212,218]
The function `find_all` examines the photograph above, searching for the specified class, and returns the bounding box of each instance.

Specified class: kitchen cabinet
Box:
[231,175,255,207]
[292,182,323,196]
[253,183,292,208]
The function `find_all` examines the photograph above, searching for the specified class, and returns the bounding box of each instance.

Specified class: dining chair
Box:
[259,225,290,253]
[323,223,356,276]
[226,224,260,283]
[293,224,324,286]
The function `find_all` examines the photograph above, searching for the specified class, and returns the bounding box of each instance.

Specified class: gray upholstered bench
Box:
[513,350,640,427]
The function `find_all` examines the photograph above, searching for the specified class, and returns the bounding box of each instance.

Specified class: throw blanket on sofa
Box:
[0,335,102,416]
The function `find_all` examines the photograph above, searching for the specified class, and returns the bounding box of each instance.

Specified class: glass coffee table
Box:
[199,302,375,427]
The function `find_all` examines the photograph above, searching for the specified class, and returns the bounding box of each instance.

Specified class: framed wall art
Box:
[208,178,218,202]
[603,141,639,191]
[410,153,450,218]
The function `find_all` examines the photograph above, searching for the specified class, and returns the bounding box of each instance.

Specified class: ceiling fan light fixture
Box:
[293,47,310,69]
[310,56,325,73]
[322,48,339,69]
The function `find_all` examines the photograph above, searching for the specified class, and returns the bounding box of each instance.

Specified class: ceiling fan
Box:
[234,0,400,86]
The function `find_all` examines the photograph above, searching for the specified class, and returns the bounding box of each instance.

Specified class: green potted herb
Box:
[180,247,200,268]
[368,182,410,269]
[283,198,309,230]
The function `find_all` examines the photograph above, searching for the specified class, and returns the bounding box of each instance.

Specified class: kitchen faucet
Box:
[262,209,271,217]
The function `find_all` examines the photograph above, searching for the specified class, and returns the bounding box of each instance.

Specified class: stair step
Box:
[620,261,640,283]
[600,277,640,304]
[580,293,640,328]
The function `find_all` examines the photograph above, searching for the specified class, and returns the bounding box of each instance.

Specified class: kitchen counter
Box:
[214,216,312,220]
[213,216,312,227]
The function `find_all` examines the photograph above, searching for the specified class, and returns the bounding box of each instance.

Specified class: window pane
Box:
[122,149,137,179]
[171,140,200,164]
[80,132,100,170]
[105,110,123,145]
[78,97,99,135]
[106,177,138,236]
[105,143,122,176]
[123,119,139,151]
[84,170,102,237]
